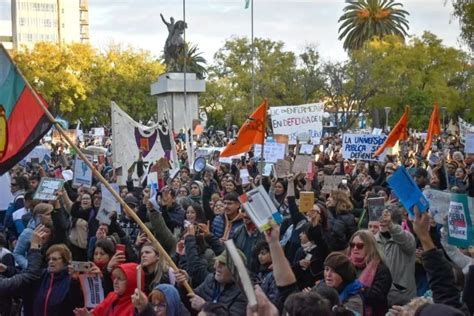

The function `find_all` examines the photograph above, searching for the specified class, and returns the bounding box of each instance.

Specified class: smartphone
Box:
[116,244,126,253]
[71,261,91,273]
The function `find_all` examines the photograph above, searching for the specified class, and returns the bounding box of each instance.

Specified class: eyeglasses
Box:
[350,242,364,250]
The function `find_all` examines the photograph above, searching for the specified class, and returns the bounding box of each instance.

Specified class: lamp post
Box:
[384,107,391,132]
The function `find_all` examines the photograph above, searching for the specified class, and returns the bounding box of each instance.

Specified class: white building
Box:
[1,0,88,51]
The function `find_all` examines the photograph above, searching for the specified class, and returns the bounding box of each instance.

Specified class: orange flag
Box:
[422,104,441,157]
[220,99,267,157]
[374,106,410,157]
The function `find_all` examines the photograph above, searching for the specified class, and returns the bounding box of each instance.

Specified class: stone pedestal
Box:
[150,73,206,132]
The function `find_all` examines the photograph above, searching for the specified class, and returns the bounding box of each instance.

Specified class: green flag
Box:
[245,0,250,9]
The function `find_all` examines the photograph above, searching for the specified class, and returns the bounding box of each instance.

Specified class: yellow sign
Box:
[0,106,7,160]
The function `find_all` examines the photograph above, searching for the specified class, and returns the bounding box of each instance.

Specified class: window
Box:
[27,33,33,42]
[44,19,52,27]
[19,17,26,26]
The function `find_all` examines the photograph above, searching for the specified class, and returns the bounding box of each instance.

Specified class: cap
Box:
[124,195,139,206]
[215,249,247,266]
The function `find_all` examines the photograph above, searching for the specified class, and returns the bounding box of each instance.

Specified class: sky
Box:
[89,0,466,63]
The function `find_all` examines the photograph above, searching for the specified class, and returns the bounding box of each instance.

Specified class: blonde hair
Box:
[330,190,353,214]
[349,230,384,264]
[141,243,168,291]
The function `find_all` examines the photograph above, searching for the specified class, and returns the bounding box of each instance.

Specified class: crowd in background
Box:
[0,128,473,316]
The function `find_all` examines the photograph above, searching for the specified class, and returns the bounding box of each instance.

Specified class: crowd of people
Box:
[0,129,473,316]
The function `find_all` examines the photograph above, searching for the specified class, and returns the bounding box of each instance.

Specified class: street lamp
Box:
[384,107,391,132]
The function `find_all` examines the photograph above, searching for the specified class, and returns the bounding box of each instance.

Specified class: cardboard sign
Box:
[254,142,286,163]
[96,183,121,225]
[34,178,64,201]
[292,155,313,174]
[239,186,283,232]
[269,103,324,144]
[274,159,291,178]
[79,274,105,308]
[299,144,314,155]
[73,152,94,188]
[424,189,451,224]
[299,191,314,213]
[321,175,346,194]
[342,134,387,161]
[367,197,385,221]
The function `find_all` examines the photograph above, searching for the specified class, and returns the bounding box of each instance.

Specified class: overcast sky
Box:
[89,0,465,63]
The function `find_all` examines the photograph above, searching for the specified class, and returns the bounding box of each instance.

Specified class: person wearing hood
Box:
[314,252,364,315]
[132,284,190,316]
[189,181,204,206]
[74,262,144,316]
[23,243,83,316]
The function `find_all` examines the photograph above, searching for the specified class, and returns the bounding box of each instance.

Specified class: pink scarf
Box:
[350,255,379,316]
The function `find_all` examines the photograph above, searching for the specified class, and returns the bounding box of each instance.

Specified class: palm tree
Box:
[167,43,208,79]
[338,0,409,51]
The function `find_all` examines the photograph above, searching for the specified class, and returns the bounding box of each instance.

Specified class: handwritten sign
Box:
[274,159,291,178]
[73,151,94,188]
[299,192,314,213]
[299,144,314,155]
[269,103,324,144]
[292,155,313,174]
[79,274,105,308]
[96,183,121,224]
[254,142,286,163]
[447,193,473,247]
[465,134,474,154]
[34,178,64,200]
[321,175,346,194]
[342,134,387,161]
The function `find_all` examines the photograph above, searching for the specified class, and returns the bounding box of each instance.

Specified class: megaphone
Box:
[193,157,216,173]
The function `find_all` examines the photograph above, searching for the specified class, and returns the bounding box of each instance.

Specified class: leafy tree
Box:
[13,43,165,126]
[338,0,409,50]
[173,43,207,79]
[450,0,474,51]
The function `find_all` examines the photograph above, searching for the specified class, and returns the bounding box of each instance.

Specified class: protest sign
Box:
[96,183,121,225]
[292,155,313,174]
[73,151,94,188]
[372,128,382,135]
[92,127,105,137]
[239,186,283,232]
[447,193,473,248]
[273,134,289,144]
[459,118,474,143]
[79,274,105,308]
[240,168,250,185]
[342,134,387,161]
[275,159,291,178]
[387,166,429,219]
[367,197,385,221]
[0,173,13,210]
[52,129,77,145]
[299,192,314,213]
[321,175,346,194]
[465,134,474,154]
[22,145,50,164]
[34,178,64,201]
[269,103,324,144]
[424,189,450,224]
[61,170,73,182]
[254,142,286,163]
[299,144,314,155]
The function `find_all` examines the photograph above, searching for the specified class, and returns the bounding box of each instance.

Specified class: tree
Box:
[13,43,165,126]
[338,0,409,50]
[352,33,473,128]
[173,43,207,79]
[450,0,474,51]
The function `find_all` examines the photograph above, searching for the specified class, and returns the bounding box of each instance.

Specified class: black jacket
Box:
[462,265,474,315]
[360,261,392,316]
[0,249,42,296]
[422,248,470,315]
[326,208,357,251]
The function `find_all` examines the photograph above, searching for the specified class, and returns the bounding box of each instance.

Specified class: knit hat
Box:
[324,252,356,285]
[191,180,204,194]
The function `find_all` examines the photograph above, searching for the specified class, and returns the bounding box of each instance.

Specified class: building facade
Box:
[1,0,88,51]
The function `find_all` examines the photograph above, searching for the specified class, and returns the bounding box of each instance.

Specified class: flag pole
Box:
[259,99,267,185]
[5,48,194,294]
[250,0,255,111]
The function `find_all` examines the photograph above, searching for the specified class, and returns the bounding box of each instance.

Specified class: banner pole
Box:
[259,99,267,185]
[5,48,194,294]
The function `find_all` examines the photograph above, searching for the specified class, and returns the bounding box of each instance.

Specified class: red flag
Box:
[422,103,441,157]
[374,106,410,157]
[220,99,267,157]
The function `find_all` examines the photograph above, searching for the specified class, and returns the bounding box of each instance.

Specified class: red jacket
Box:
[93,263,144,316]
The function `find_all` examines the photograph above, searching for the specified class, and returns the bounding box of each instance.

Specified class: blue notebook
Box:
[387,166,429,218]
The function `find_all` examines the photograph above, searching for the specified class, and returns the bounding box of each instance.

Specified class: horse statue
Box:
[160,13,187,71]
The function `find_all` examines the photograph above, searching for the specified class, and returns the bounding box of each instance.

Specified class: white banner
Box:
[269,103,324,144]
[111,102,179,185]
[79,274,104,308]
[342,134,387,161]
[72,152,94,188]
[459,118,474,143]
